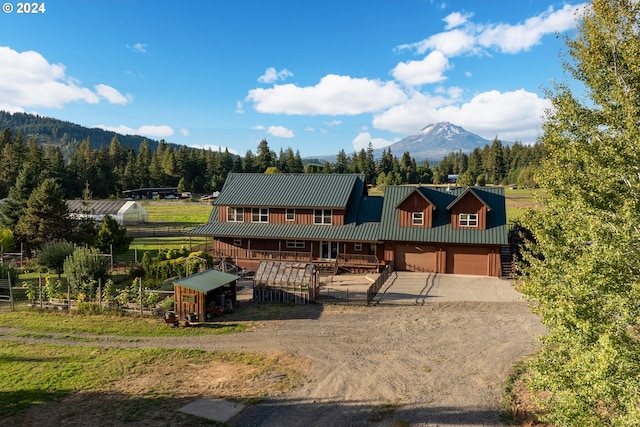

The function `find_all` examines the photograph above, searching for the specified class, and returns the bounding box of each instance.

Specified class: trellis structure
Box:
[253,261,319,304]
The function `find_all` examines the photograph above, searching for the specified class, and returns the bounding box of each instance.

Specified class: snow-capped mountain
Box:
[375,122,492,161]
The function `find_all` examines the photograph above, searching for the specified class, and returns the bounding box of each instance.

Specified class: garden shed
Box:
[173,269,239,322]
[253,261,319,304]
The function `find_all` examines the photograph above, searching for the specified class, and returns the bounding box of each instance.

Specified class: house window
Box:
[286,240,305,249]
[252,208,269,223]
[412,212,424,225]
[314,209,332,225]
[286,208,295,221]
[459,213,478,227]
[227,207,244,222]
[233,238,242,246]
[354,243,362,252]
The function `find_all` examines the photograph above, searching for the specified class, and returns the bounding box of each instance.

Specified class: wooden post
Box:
[139,277,143,316]
[39,273,43,309]
[98,278,102,309]
[8,272,14,311]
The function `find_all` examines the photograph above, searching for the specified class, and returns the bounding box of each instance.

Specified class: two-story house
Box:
[188,173,508,276]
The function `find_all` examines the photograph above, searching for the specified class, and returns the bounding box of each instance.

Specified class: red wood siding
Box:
[449,193,487,229]
[397,193,433,228]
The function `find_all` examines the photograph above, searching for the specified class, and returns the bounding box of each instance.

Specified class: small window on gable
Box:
[412,212,424,226]
[354,242,362,251]
[227,207,244,222]
[459,213,478,227]
[286,208,295,221]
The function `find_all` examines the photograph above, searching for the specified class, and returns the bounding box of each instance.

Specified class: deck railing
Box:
[212,247,379,266]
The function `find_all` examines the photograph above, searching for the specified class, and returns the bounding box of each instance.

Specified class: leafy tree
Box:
[519,1,640,424]
[38,240,75,279]
[94,215,133,254]
[63,246,111,299]
[14,178,70,248]
[0,228,14,252]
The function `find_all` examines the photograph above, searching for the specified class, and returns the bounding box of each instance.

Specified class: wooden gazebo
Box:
[173,269,239,322]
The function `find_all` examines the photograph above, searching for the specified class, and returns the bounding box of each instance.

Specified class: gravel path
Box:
[1,299,546,426]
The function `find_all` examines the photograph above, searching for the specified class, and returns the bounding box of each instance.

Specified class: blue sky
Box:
[0,0,586,157]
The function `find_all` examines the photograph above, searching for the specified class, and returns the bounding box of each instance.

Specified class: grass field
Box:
[504,188,543,222]
[139,200,213,227]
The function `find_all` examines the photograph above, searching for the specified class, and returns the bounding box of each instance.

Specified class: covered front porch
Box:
[209,237,383,273]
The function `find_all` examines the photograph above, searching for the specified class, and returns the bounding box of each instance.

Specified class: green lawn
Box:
[504,187,543,222]
[139,200,213,227]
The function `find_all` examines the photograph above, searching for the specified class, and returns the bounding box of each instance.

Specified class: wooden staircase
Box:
[500,245,514,279]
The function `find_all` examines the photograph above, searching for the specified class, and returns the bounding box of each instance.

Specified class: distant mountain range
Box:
[306,122,504,163]
[1,111,502,164]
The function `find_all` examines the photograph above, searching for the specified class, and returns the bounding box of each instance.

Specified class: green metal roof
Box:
[214,173,366,208]
[173,269,240,293]
[189,173,507,247]
[378,186,507,245]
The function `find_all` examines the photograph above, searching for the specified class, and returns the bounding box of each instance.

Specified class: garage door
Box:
[395,244,436,272]
[446,247,489,276]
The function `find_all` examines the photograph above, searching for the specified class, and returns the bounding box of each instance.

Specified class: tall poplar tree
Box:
[519,1,640,424]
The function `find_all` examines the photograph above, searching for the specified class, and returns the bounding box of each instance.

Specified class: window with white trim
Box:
[459,213,478,227]
[227,207,244,222]
[412,212,424,226]
[354,242,362,251]
[314,209,332,225]
[251,207,269,223]
[286,240,305,249]
[286,208,295,221]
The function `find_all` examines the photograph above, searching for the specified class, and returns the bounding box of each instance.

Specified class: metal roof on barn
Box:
[213,173,366,208]
[173,269,240,293]
[66,199,127,216]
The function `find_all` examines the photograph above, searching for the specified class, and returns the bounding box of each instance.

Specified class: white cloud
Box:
[372,89,548,143]
[179,128,189,136]
[392,50,450,86]
[246,74,407,115]
[324,120,341,127]
[352,132,397,151]
[0,46,99,108]
[258,67,294,83]
[235,100,245,114]
[252,125,266,130]
[267,125,295,138]
[126,43,147,53]
[477,4,585,53]
[94,124,175,138]
[443,11,472,30]
[396,3,585,57]
[0,46,132,110]
[95,84,131,104]
[304,126,315,132]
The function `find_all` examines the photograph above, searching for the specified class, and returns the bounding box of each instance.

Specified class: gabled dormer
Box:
[396,188,437,228]
[446,187,491,229]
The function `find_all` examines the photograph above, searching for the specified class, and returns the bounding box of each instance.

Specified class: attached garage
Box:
[446,246,500,276]
[395,244,437,272]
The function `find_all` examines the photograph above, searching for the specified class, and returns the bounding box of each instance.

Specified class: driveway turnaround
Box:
[372,272,523,305]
